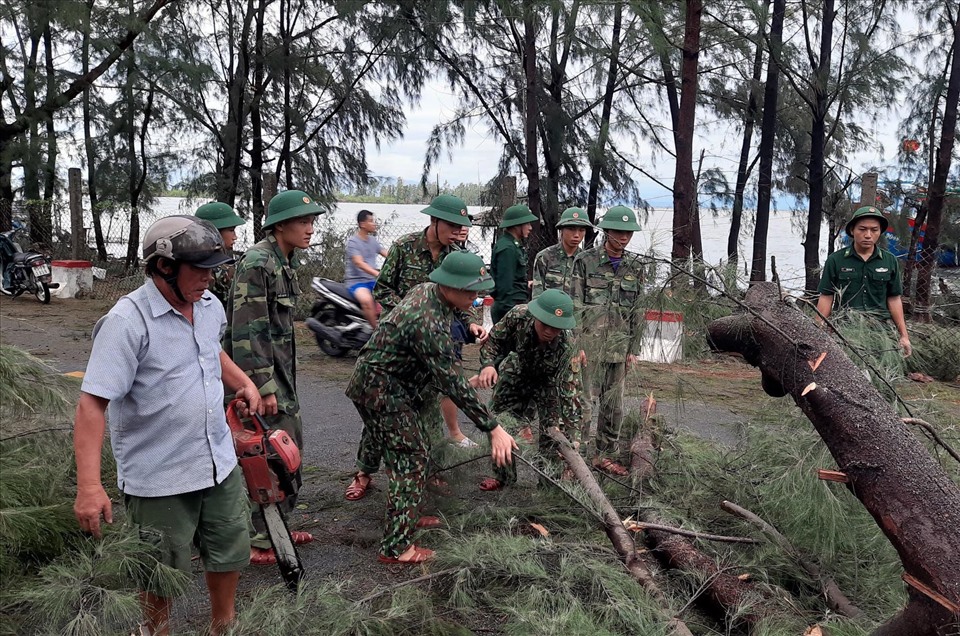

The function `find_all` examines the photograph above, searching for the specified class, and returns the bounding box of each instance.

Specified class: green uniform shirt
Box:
[209,262,235,306]
[479,304,580,427]
[374,229,478,324]
[568,246,646,363]
[346,282,498,432]
[817,246,903,319]
[532,243,579,298]
[223,234,301,414]
[491,234,528,313]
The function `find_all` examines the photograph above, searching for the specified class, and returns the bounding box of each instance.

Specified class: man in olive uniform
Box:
[491,204,538,323]
[224,189,322,562]
[345,195,486,501]
[568,205,645,476]
[817,206,912,356]
[532,206,594,298]
[195,202,246,305]
[472,289,581,490]
[346,251,517,564]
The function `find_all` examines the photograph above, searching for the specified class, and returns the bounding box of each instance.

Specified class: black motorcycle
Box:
[305,277,372,357]
[0,221,58,304]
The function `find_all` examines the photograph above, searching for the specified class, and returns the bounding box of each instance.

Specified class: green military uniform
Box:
[532,206,593,298]
[346,255,498,558]
[533,244,579,298]
[568,206,645,460]
[480,295,580,485]
[195,201,245,306]
[491,204,538,323]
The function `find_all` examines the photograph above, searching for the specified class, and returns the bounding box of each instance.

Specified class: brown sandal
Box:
[345,472,372,501]
[378,545,435,564]
[594,458,629,477]
[416,515,443,530]
[427,476,452,496]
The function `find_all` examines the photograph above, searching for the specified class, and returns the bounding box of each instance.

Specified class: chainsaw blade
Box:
[261,503,304,592]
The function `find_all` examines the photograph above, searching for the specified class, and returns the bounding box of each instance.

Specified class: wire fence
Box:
[4,198,959,380]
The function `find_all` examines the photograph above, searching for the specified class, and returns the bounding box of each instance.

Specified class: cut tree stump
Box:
[707,282,960,636]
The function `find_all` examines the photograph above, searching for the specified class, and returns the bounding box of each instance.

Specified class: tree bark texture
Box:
[750,0,785,282]
[585,2,620,231]
[914,15,960,322]
[522,0,542,223]
[707,283,960,634]
[671,0,702,265]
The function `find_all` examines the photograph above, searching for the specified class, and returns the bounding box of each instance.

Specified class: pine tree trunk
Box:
[82,0,107,261]
[523,1,542,222]
[585,2,620,234]
[671,0,702,267]
[914,16,960,323]
[707,283,960,635]
[219,0,254,205]
[42,25,57,212]
[750,0,785,282]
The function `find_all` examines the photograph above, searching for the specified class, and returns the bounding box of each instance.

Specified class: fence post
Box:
[858,172,878,209]
[69,168,84,259]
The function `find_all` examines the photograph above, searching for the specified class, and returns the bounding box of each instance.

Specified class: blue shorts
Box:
[349,281,376,295]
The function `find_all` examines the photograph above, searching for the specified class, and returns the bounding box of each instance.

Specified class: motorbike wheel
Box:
[33,277,51,304]
[312,305,348,357]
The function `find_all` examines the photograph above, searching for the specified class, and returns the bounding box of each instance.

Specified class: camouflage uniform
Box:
[490,234,528,323]
[568,246,645,459]
[480,304,580,485]
[209,262,235,306]
[532,243,580,298]
[223,234,303,448]
[346,282,499,558]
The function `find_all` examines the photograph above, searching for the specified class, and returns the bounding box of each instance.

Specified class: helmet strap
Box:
[158,258,187,303]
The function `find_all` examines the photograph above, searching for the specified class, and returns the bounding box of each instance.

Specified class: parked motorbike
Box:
[0,221,59,304]
[305,278,372,357]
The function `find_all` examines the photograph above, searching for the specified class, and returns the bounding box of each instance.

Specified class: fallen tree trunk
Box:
[546,427,695,636]
[707,282,960,636]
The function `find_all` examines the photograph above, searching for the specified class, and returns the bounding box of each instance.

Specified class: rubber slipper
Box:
[416,515,443,530]
[378,545,435,564]
[454,436,479,449]
[594,458,629,477]
[250,547,277,565]
[479,477,504,491]
[345,472,372,501]
[427,476,452,496]
[290,531,314,545]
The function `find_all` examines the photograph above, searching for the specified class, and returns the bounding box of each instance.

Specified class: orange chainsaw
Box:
[226,399,304,591]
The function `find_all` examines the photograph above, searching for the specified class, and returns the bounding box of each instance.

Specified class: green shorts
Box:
[124,466,251,578]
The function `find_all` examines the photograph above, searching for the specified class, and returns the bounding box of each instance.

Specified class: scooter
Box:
[0,221,59,304]
[305,278,372,357]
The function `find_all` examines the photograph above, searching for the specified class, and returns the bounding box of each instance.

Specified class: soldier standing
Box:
[532,206,594,298]
[195,202,246,306]
[472,290,581,491]
[346,252,517,564]
[223,189,322,563]
[490,204,538,323]
[568,206,645,476]
[345,195,485,501]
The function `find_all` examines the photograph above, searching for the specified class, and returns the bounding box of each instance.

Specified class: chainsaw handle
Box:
[253,412,271,432]
[226,398,270,436]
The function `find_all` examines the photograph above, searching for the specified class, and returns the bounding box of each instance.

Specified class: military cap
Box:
[429,251,494,291]
[528,289,576,330]
[845,206,888,236]
[263,190,324,229]
[195,201,245,229]
[421,194,472,227]
[556,206,595,228]
[499,203,538,228]
[598,205,641,232]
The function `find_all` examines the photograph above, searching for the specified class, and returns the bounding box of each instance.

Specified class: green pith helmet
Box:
[195,202,245,230]
[499,203,538,228]
[421,194,472,227]
[556,206,595,229]
[429,251,494,291]
[845,206,888,236]
[263,190,324,229]
[598,205,641,231]
[528,289,576,330]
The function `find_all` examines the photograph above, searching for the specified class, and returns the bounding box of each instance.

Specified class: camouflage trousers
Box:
[352,400,433,558]
[583,361,626,459]
[355,394,442,474]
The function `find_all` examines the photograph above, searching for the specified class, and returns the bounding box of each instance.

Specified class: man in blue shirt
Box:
[73,216,263,636]
[345,209,388,329]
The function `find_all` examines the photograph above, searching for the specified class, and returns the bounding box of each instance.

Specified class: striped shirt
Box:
[81,278,237,497]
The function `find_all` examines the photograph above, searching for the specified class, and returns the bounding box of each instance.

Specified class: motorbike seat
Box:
[12,253,29,263]
[321,279,358,301]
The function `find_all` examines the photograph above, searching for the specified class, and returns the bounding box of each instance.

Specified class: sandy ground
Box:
[1,291,758,630]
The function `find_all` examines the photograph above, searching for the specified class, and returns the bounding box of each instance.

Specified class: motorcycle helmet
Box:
[143,215,233,268]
